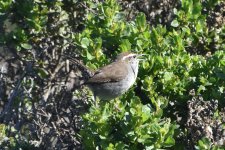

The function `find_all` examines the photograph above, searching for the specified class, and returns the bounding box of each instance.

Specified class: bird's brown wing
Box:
[85,61,128,84]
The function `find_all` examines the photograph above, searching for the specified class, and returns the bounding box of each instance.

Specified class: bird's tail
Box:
[62,54,93,85]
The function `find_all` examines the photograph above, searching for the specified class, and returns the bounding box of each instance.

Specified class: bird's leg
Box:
[114,98,121,112]
[94,94,99,107]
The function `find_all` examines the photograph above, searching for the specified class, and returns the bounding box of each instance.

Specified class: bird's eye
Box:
[132,55,136,59]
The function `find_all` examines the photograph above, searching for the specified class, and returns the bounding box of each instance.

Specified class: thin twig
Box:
[0,72,26,120]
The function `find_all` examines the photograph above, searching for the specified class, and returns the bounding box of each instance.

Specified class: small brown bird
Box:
[66,52,144,100]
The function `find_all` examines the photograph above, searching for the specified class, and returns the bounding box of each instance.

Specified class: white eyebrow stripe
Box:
[122,54,136,60]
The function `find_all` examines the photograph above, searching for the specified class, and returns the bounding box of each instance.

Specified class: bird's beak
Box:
[137,54,147,61]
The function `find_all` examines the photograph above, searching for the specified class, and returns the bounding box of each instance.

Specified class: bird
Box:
[65,51,144,100]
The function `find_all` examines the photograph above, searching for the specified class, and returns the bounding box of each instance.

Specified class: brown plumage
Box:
[85,52,134,84]
[85,61,128,84]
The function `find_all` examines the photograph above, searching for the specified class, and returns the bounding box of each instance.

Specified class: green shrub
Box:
[81,98,177,149]
[78,0,225,149]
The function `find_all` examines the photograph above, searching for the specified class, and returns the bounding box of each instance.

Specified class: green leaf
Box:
[164,136,175,147]
[192,2,202,17]
[86,50,94,60]
[141,105,151,122]
[136,12,147,31]
[114,142,125,150]
[171,20,179,27]
[195,138,211,149]
[163,72,173,81]
[198,85,206,93]
[119,39,131,51]
[37,68,48,78]
[196,20,203,33]
[136,40,143,49]
[0,124,6,136]
[21,43,32,49]
[130,108,136,115]
[81,37,90,48]
[99,135,106,139]
[94,38,102,51]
